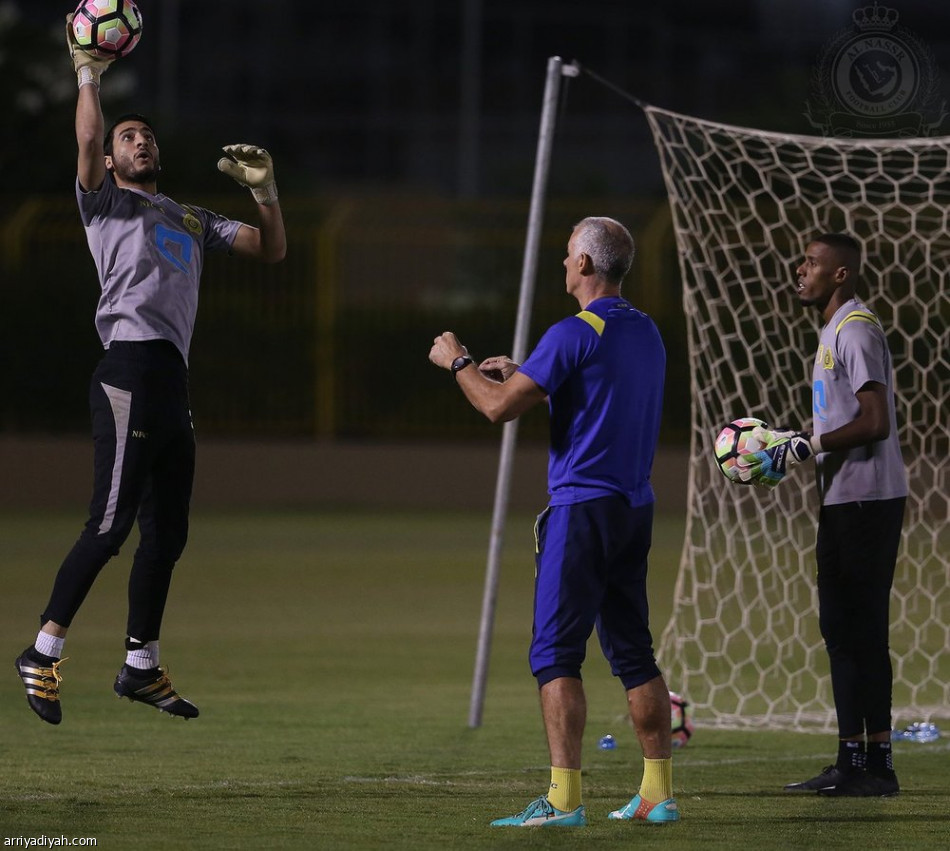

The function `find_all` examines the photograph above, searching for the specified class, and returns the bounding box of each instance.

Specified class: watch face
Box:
[452,356,471,372]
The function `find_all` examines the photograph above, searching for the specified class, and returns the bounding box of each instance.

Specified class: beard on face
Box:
[112,153,160,185]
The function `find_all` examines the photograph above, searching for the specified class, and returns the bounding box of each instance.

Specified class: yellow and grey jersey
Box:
[811,298,908,505]
[76,175,243,364]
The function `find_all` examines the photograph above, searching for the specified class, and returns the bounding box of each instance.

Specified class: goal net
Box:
[644,105,950,731]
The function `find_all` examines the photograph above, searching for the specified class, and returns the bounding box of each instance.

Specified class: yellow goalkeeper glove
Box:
[217,144,279,205]
[66,14,115,89]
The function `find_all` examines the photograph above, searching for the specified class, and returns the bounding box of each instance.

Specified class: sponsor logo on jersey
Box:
[181,207,203,236]
[155,223,193,273]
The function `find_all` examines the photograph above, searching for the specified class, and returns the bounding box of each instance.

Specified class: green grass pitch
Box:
[1,510,947,848]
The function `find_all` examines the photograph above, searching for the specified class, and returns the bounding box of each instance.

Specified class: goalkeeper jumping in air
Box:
[739,233,907,797]
[14,14,286,724]
[429,217,678,827]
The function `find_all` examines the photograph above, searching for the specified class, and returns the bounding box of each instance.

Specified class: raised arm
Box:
[66,14,114,191]
[76,84,106,191]
[229,205,287,264]
[218,144,287,263]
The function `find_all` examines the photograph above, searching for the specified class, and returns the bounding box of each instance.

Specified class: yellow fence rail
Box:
[1,194,687,441]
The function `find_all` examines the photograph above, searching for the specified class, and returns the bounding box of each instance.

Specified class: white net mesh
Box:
[645,105,950,732]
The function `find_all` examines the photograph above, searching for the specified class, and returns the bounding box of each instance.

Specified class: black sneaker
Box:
[817,770,899,798]
[114,665,199,719]
[14,647,67,725]
[784,764,854,792]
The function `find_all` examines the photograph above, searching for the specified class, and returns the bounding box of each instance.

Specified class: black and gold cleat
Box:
[14,648,67,725]
[114,665,199,719]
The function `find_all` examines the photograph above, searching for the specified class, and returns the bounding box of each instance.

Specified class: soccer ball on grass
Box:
[713,416,767,484]
[71,0,143,60]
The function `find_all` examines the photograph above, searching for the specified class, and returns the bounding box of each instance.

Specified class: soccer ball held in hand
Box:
[71,0,143,60]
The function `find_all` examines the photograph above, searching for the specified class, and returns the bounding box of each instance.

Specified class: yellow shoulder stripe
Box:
[575,310,605,336]
[835,310,882,336]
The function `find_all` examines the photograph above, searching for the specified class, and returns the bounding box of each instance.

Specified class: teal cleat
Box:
[608,794,680,823]
[490,796,587,827]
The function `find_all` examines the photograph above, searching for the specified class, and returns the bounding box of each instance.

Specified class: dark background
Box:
[4,0,949,199]
[1,1,948,442]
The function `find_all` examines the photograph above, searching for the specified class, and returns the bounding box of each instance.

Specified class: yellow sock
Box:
[548,766,582,812]
[639,757,673,803]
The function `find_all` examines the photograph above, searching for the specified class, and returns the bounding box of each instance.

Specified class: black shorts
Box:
[87,340,195,537]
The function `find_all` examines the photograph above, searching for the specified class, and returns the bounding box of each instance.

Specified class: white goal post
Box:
[644,105,950,732]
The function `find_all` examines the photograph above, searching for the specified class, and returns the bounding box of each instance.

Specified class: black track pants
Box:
[816,497,906,738]
[41,341,195,642]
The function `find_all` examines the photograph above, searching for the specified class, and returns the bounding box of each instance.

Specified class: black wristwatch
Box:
[451,355,474,374]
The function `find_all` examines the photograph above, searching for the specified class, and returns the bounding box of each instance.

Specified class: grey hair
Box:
[572,217,635,284]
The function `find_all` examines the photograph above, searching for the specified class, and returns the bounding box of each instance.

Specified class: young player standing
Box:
[14,16,287,724]
[429,217,678,826]
[742,233,907,796]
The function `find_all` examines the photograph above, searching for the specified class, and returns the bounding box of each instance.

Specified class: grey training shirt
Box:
[811,298,908,506]
[77,175,243,364]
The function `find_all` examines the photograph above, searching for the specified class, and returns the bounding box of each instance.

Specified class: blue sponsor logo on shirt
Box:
[814,379,827,423]
[155,224,193,272]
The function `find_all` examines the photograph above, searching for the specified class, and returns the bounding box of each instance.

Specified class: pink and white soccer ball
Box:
[713,416,767,484]
[72,0,143,60]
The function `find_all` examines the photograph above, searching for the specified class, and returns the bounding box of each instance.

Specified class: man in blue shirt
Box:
[429,217,678,827]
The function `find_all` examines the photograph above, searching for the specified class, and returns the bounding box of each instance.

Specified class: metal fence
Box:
[1,194,688,442]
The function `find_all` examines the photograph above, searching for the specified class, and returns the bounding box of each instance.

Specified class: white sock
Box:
[125,640,160,670]
[35,630,65,660]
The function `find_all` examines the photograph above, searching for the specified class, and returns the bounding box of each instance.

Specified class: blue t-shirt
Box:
[519,296,666,507]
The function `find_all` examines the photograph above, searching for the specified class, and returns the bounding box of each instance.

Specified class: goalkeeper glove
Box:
[66,14,115,89]
[217,144,279,205]
[737,426,822,488]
